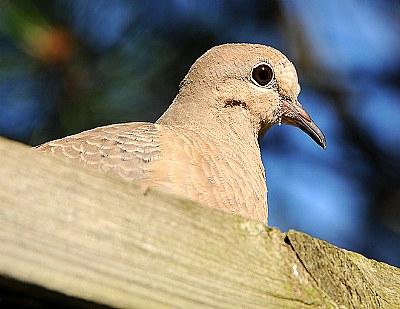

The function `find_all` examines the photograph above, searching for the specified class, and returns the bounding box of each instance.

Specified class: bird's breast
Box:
[151,125,268,223]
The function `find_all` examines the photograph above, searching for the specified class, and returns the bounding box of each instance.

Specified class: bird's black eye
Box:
[250,63,274,87]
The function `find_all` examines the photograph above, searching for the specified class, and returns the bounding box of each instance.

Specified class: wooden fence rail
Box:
[0,137,399,308]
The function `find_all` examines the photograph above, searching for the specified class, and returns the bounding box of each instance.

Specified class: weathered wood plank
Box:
[286,230,400,308]
[0,137,398,308]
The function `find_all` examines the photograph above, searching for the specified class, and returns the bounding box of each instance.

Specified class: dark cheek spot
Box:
[224,99,247,109]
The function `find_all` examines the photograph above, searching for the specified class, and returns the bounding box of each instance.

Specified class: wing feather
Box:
[36,122,161,181]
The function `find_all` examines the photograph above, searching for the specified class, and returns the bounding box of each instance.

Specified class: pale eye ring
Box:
[250,62,274,87]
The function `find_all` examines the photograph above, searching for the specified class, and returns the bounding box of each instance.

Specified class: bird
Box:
[37,43,326,224]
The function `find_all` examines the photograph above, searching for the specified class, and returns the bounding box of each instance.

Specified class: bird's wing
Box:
[36,122,161,182]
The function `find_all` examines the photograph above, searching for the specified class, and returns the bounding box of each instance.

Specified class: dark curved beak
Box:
[281,99,326,150]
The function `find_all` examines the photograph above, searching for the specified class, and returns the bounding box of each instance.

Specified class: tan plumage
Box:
[37,43,326,224]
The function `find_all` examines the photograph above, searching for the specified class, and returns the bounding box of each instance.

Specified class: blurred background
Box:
[0,0,399,267]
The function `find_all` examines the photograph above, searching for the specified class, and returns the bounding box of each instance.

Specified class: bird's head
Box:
[182,43,326,150]
[159,43,326,150]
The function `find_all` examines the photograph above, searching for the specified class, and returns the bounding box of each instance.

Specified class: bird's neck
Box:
[156,90,262,143]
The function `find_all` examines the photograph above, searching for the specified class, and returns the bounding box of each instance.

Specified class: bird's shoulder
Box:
[37,122,162,181]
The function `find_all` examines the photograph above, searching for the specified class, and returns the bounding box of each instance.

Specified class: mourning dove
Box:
[37,43,326,224]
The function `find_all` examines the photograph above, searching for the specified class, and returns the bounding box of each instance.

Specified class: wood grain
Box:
[0,137,398,308]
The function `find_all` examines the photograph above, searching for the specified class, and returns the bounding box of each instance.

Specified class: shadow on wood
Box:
[0,137,399,308]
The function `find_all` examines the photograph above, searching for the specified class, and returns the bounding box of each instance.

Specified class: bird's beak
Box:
[280,99,326,150]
